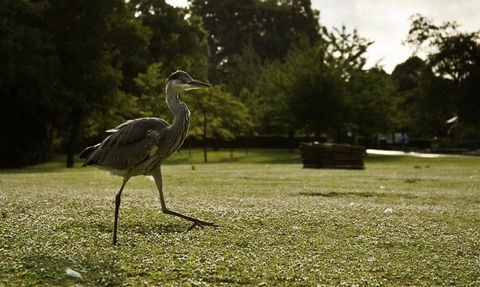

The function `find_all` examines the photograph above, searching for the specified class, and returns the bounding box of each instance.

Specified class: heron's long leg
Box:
[113,177,129,245]
[152,168,215,229]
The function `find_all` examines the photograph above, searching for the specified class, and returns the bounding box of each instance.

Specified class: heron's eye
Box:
[180,78,187,84]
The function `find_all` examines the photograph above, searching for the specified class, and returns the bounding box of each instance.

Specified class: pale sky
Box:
[165,0,480,73]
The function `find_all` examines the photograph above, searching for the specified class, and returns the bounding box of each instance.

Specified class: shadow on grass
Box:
[363,154,411,164]
[0,167,75,174]
[170,148,302,165]
[299,191,417,199]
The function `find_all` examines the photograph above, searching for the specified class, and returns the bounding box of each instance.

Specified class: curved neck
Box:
[165,82,190,133]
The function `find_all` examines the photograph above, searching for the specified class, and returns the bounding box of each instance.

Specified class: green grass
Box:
[1,149,479,286]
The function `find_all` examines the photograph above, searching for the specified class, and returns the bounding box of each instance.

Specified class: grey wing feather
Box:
[85,117,170,170]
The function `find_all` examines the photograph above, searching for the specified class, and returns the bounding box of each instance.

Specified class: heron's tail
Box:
[79,144,100,167]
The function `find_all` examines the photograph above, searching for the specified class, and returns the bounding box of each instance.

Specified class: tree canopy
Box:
[189,0,320,82]
[1,1,479,168]
[397,14,480,139]
[184,85,252,162]
[250,27,397,141]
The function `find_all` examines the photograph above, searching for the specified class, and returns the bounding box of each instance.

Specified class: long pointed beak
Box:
[188,79,212,88]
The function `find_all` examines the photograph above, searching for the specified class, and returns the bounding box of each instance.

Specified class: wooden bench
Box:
[300,142,365,169]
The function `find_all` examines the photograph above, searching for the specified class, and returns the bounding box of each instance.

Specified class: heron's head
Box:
[166,70,212,93]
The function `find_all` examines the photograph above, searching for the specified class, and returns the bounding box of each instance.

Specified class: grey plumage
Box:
[79,70,214,244]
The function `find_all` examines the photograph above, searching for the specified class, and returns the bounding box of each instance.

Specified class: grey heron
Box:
[79,70,214,244]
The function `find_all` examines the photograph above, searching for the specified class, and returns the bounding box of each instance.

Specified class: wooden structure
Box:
[300,142,365,169]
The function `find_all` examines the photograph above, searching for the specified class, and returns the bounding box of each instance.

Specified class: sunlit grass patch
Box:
[1,149,479,286]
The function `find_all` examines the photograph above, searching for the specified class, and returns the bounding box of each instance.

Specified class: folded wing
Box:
[80,117,170,170]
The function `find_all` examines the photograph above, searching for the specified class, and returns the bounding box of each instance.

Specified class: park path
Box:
[366,149,478,158]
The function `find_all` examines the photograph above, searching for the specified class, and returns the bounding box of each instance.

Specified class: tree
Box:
[128,0,210,79]
[391,56,426,93]
[457,66,480,125]
[253,26,375,141]
[41,0,150,167]
[184,86,252,162]
[401,14,480,138]
[0,0,61,167]
[283,39,347,137]
[392,57,457,138]
[391,56,428,134]
[346,67,397,139]
[404,14,480,83]
[221,41,263,97]
[0,0,152,168]
[190,0,320,82]
[246,60,291,135]
[133,62,172,120]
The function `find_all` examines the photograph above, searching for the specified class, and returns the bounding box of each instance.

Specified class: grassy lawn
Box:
[0,149,479,286]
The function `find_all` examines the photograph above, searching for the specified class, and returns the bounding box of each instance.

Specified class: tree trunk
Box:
[245,130,251,156]
[212,134,220,151]
[288,129,295,153]
[203,136,208,163]
[188,136,192,157]
[65,108,82,168]
[202,113,208,163]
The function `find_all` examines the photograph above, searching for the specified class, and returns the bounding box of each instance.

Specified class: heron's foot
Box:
[112,237,122,245]
[187,219,217,231]
[161,208,217,231]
